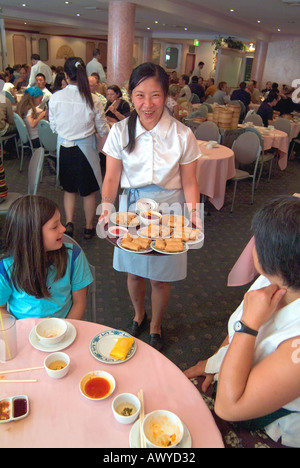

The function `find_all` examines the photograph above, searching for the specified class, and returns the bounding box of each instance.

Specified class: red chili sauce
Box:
[143,212,160,220]
[84,377,111,399]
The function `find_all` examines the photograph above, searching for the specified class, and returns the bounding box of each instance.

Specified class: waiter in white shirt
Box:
[28,54,53,89]
[86,49,106,84]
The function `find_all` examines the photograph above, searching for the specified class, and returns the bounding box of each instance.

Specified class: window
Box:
[165,47,179,69]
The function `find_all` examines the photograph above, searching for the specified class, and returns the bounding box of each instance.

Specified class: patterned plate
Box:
[89,329,136,364]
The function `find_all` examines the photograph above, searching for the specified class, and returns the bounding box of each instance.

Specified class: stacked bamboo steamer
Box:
[227,104,240,129]
[218,108,234,129]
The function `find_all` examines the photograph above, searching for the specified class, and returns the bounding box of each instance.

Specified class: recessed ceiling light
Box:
[76,13,80,16]
[147,27,151,30]
[184,27,188,30]
[278,28,281,31]
[155,20,158,24]
[230,9,234,12]
[257,20,261,23]
[22,3,26,6]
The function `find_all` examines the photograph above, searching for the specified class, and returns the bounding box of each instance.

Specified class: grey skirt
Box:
[113,185,187,282]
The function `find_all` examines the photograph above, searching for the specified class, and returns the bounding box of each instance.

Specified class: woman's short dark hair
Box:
[64,57,94,110]
[126,62,169,153]
[252,195,300,289]
[107,84,122,98]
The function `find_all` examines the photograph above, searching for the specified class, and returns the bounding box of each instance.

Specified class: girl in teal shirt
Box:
[0,195,93,320]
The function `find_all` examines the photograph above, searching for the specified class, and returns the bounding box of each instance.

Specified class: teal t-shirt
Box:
[0,243,93,319]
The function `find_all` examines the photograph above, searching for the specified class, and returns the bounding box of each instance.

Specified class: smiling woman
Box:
[0,195,93,320]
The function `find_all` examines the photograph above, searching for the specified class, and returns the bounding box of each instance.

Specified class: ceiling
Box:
[0,0,299,41]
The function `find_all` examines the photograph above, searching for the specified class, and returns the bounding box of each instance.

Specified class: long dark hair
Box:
[64,57,94,110]
[126,62,169,153]
[3,195,68,299]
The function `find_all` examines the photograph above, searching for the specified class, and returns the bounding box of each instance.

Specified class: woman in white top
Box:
[99,63,201,351]
[49,57,109,240]
[185,195,300,448]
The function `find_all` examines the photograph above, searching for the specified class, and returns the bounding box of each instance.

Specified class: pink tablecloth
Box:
[290,121,300,139]
[0,319,224,448]
[227,237,258,287]
[196,141,235,210]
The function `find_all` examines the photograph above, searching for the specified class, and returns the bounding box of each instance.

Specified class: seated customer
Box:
[230,81,251,108]
[0,195,93,320]
[257,92,278,127]
[273,85,295,115]
[166,84,181,120]
[184,195,300,448]
[189,76,205,102]
[17,86,47,147]
[213,81,231,105]
[104,84,130,125]
[205,78,217,99]
[178,74,192,102]
[0,75,17,143]
[35,72,52,110]
[13,66,29,91]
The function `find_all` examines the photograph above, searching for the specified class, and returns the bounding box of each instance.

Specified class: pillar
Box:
[143,37,153,63]
[107,1,136,88]
[251,40,268,89]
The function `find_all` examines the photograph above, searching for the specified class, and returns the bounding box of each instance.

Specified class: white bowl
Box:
[35,318,68,346]
[136,198,158,215]
[142,410,184,448]
[79,370,116,401]
[139,210,162,226]
[112,393,141,424]
[44,352,70,379]
[108,226,128,238]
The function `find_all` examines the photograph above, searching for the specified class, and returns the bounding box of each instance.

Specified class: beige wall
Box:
[261,35,300,88]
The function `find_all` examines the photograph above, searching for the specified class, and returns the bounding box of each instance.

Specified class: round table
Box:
[0,319,224,448]
[196,141,235,210]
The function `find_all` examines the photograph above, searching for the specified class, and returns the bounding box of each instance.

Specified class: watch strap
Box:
[234,320,258,337]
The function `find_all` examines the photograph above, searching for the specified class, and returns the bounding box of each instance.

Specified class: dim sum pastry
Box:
[109,337,134,360]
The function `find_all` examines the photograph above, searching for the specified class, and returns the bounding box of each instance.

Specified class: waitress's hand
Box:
[97,202,114,238]
[190,210,202,230]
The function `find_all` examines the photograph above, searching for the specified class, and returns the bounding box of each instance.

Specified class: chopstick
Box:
[0,366,44,375]
[0,379,37,383]
[0,311,11,360]
[138,389,146,448]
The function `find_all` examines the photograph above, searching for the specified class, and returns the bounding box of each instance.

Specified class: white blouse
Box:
[102,109,201,190]
[49,84,109,142]
[206,275,300,447]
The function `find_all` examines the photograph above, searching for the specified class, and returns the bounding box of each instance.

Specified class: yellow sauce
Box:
[48,360,67,370]
[116,402,136,416]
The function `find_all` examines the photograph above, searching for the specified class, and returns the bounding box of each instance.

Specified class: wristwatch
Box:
[234,320,258,337]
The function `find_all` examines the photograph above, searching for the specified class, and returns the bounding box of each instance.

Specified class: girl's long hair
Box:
[126,62,169,153]
[17,93,39,119]
[3,195,68,299]
[64,56,94,110]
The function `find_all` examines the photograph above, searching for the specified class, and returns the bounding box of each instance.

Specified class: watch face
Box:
[235,321,242,331]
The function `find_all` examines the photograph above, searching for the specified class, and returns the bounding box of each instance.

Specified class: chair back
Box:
[13,113,31,144]
[221,127,245,148]
[232,132,261,166]
[190,93,200,104]
[244,126,264,150]
[62,234,97,322]
[28,147,45,195]
[194,121,220,142]
[188,104,208,119]
[38,120,57,153]
[202,103,213,113]
[243,113,263,126]
[3,90,15,103]
[273,117,292,140]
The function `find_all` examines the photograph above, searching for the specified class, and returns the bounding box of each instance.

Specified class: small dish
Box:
[90,329,136,364]
[112,393,141,424]
[44,352,70,379]
[0,396,29,424]
[129,418,191,448]
[135,198,158,215]
[79,370,116,401]
[29,320,77,352]
[139,210,162,226]
[35,318,68,347]
[142,410,184,448]
[108,226,128,238]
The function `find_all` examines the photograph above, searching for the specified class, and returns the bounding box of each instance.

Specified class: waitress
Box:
[49,57,109,239]
[99,63,201,351]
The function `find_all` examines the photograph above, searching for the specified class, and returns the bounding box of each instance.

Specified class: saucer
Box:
[129,417,192,448]
[29,321,77,352]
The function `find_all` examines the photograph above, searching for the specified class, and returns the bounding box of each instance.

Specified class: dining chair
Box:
[28,147,45,195]
[187,104,208,119]
[202,103,213,113]
[13,112,34,172]
[3,90,16,104]
[243,113,263,127]
[38,120,59,187]
[0,147,44,216]
[220,127,245,148]
[194,121,220,142]
[0,132,19,160]
[230,132,262,213]
[244,127,276,186]
[62,233,97,323]
[190,93,200,104]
